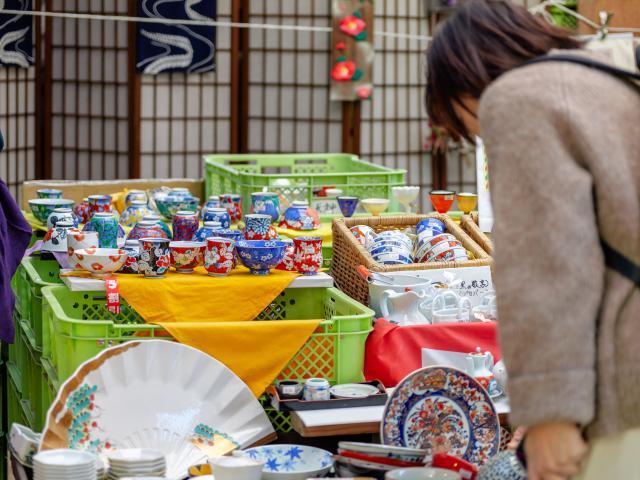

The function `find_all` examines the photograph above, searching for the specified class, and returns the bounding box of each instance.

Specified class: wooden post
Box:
[127,1,141,179]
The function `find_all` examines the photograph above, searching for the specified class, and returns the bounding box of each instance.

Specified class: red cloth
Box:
[364,319,501,387]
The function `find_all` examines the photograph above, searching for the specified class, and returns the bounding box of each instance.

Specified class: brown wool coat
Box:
[478,51,640,438]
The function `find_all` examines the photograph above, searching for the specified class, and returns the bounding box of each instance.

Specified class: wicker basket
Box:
[460,214,494,256]
[331,214,493,305]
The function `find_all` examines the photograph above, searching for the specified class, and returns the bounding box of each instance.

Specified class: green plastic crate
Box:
[7,371,34,432]
[6,312,26,395]
[18,257,63,355]
[204,153,406,216]
[42,285,374,388]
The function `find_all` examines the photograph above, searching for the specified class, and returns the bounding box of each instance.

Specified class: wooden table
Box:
[289,396,511,438]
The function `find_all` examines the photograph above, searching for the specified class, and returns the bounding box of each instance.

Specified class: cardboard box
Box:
[21,178,205,210]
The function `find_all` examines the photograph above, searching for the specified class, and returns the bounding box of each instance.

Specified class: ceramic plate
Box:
[40,340,275,479]
[330,383,379,399]
[381,366,500,466]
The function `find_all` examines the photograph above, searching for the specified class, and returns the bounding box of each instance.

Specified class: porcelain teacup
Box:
[431,291,472,324]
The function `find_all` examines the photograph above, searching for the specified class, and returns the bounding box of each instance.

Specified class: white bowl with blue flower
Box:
[242,444,333,480]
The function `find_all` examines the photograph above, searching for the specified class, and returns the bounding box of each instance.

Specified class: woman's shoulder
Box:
[479,50,636,126]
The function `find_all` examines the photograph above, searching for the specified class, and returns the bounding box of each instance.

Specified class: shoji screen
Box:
[0,67,37,199]
[138,0,232,179]
[48,0,130,180]
[247,0,342,153]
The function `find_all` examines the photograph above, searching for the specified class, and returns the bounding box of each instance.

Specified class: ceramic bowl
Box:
[155,196,200,220]
[337,196,359,217]
[338,442,428,464]
[362,198,390,216]
[350,225,376,249]
[72,247,128,278]
[29,198,75,224]
[392,186,420,205]
[236,240,288,275]
[170,241,206,273]
[37,188,63,199]
[372,252,413,265]
[280,203,320,231]
[416,218,445,236]
[243,445,333,480]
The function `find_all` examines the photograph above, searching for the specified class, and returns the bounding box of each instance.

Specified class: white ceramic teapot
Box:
[466,347,500,397]
[380,289,433,326]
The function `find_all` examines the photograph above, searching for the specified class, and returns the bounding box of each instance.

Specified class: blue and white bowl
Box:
[370,245,412,258]
[29,198,75,224]
[243,444,333,480]
[373,231,413,248]
[155,196,200,220]
[372,252,413,265]
[236,240,287,275]
[416,218,445,236]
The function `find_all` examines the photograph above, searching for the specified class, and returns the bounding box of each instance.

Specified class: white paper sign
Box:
[476,138,493,233]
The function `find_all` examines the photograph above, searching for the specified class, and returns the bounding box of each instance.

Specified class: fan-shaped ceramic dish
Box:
[243,445,333,480]
[381,366,500,466]
[40,340,275,480]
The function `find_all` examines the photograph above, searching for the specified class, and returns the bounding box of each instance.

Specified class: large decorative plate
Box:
[381,366,499,466]
[40,340,275,479]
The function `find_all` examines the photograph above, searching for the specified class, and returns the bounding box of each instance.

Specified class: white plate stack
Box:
[107,449,166,479]
[33,449,98,480]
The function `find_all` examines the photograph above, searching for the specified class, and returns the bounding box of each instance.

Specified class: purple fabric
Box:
[0,179,32,342]
[23,239,42,258]
[52,251,71,270]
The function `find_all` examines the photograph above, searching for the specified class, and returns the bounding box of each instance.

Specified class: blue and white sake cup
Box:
[46,208,79,230]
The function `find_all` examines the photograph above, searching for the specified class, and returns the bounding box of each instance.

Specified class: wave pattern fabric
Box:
[0,0,33,68]
[136,0,216,74]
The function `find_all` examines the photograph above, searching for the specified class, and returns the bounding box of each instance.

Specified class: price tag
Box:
[104,276,121,315]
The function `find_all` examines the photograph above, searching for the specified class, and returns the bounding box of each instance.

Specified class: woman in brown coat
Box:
[425,1,640,479]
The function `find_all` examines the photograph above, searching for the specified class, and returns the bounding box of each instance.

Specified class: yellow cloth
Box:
[275,222,333,244]
[110,190,127,215]
[574,429,640,480]
[62,267,320,396]
[23,211,49,232]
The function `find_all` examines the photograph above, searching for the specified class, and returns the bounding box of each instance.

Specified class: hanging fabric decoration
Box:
[0,0,34,68]
[331,0,374,101]
[136,0,216,75]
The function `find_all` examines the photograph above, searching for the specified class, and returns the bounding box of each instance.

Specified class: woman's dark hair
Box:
[425,0,582,140]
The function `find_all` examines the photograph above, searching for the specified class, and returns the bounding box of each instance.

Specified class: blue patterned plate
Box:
[381,366,500,466]
[243,444,333,480]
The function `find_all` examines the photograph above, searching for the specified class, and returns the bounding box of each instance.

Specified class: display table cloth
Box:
[364,319,501,387]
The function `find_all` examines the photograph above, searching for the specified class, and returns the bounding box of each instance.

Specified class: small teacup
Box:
[170,241,206,273]
[431,292,472,324]
[244,213,276,240]
[293,236,323,275]
[138,238,171,278]
[209,456,264,480]
[204,237,235,276]
[276,379,303,399]
[203,207,231,229]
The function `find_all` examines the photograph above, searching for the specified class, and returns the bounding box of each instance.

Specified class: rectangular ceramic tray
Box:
[269,380,388,411]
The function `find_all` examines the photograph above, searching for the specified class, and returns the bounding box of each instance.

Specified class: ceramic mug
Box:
[47,207,79,229]
[204,237,235,276]
[67,230,99,270]
[251,192,280,222]
[124,189,148,207]
[74,198,92,224]
[87,194,112,217]
[119,239,141,274]
[37,188,63,199]
[90,212,120,248]
[472,293,498,322]
[138,238,171,278]
[220,193,243,223]
[303,378,330,401]
[194,221,223,242]
[170,241,206,274]
[119,200,151,227]
[203,207,231,229]
[431,291,472,324]
[172,211,199,241]
[293,236,323,275]
[244,214,276,240]
[276,239,296,271]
